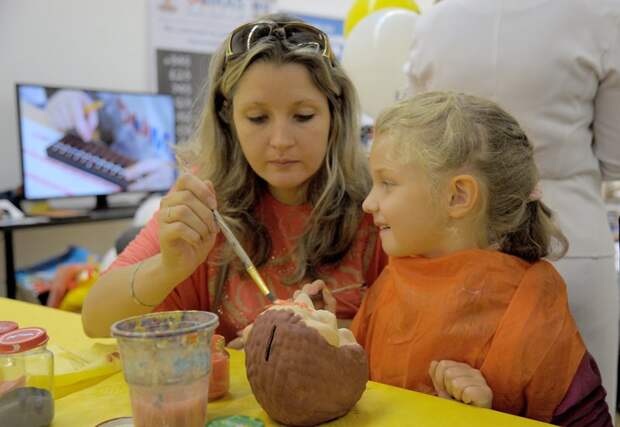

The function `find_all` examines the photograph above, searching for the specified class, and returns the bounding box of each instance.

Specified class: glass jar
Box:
[208,334,229,401]
[0,327,54,427]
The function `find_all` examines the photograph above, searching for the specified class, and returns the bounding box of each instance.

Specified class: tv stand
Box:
[0,207,137,299]
[93,195,109,211]
[92,194,150,213]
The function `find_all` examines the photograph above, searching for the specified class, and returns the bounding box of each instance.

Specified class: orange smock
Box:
[351,249,585,422]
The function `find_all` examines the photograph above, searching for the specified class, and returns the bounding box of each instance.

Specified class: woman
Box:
[404,0,620,412]
[82,14,386,340]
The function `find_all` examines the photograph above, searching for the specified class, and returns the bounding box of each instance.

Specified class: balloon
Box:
[344,0,420,36]
[342,8,418,119]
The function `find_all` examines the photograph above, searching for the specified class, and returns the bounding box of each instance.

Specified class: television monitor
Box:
[15,83,177,209]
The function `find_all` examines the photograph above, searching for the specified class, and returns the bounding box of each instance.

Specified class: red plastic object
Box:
[0,321,18,337]
[0,327,49,354]
[208,334,230,401]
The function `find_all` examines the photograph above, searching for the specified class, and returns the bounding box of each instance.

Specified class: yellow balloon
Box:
[344,0,369,37]
[344,0,420,36]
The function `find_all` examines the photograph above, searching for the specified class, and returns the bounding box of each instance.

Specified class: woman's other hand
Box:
[293,279,337,313]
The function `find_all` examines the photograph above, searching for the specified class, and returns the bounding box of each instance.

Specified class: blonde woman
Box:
[82,14,386,340]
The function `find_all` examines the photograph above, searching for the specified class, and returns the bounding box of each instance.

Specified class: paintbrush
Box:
[179,162,275,302]
[212,209,276,303]
[330,283,364,294]
[308,283,364,304]
[212,214,362,303]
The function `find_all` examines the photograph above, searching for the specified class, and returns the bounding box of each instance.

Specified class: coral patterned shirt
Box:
[109,193,387,341]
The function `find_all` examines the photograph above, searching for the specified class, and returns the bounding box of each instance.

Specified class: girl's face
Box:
[232,61,331,205]
[363,136,449,257]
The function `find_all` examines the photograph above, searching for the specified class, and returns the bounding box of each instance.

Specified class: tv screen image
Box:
[16,84,177,200]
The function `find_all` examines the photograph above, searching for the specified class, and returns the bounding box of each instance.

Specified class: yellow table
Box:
[0,298,550,426]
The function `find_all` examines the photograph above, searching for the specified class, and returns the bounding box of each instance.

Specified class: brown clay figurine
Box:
[245,292,368,426]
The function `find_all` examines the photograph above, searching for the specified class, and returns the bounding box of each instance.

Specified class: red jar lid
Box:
[0,321,18,337]
[0,327,49,354]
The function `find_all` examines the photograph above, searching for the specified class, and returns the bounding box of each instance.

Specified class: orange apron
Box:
[351,249,585,422]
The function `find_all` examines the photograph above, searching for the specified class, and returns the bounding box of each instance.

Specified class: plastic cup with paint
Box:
[111,311,219,427]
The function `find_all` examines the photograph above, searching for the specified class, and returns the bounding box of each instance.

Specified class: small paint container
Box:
[112,311,219,427]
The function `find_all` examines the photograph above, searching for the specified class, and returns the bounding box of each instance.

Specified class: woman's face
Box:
[232,61,331,205]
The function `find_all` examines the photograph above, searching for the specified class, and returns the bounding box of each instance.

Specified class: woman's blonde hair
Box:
[375,91,568,262]
[177,14,370,282]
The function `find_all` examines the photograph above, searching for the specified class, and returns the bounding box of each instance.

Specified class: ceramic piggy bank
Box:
[245,293,368,426]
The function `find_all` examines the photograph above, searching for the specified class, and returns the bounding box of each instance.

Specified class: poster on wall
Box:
[148,0,274,143]
[155,50,211,143]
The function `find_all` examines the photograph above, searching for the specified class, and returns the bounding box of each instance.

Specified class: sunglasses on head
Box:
[225,21,334,64]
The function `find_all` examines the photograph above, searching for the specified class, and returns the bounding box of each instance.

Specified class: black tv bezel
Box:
[14,82,177,202]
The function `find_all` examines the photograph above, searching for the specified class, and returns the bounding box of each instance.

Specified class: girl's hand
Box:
[429,360,493,409]
[227,324,253,350]
[158,174,219,283]
[293,279,337,313]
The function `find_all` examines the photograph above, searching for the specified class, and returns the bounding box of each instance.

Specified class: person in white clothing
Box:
[405,0,620,415]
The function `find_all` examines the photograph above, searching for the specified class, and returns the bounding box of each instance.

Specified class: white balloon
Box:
[342,8,418,119]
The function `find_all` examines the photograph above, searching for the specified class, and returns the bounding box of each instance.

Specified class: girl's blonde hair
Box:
[176,14,370,282]
[375,91,568,262]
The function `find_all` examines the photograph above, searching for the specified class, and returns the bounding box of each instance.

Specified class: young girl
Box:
[351,92,611,425]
